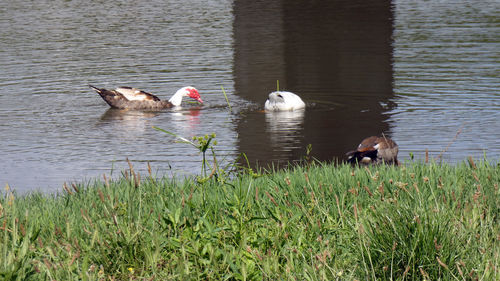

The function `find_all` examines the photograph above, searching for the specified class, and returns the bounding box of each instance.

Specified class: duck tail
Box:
[88,85,125,109]
[88,84,102,93]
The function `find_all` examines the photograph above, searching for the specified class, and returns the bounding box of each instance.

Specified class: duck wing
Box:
[115,86,161,102]
[356,136,379,150]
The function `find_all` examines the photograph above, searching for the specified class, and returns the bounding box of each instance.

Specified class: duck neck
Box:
[168,88,185,106]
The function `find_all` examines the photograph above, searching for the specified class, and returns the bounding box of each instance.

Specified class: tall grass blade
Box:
[221,85,232,112]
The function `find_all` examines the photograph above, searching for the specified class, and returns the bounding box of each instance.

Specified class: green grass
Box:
[1,159,499,280]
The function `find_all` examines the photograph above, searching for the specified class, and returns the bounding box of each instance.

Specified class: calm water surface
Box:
[391,0,499,162]
[0,0,498,193]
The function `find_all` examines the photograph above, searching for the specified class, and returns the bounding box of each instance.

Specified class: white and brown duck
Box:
[89,85,203,110]
[346,136,399,165]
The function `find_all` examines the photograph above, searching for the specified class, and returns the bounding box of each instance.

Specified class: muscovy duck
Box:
[89,85,202,110]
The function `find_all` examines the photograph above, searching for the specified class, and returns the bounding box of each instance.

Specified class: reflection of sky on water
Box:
[98,108,203,142]
[390,0,500,162]
[0,0,238,193]
[169,108,202,135]
[100,109,159,137]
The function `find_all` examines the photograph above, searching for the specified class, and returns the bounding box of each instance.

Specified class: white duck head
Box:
[168,86,203,106]
[264,91,306,111]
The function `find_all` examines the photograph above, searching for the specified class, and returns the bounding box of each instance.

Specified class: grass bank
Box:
[1,159,498,280]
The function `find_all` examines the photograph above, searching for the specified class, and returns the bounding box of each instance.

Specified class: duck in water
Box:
[264,91,305,111]
[89,85,202,110]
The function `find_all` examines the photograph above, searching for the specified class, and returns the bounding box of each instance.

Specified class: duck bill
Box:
[196,97,203,104]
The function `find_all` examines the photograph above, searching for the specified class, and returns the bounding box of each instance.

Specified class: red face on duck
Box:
[186,87,203,103]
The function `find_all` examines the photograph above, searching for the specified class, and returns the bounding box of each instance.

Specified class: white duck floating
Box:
[89,85,203,110]
[264,91,306,111]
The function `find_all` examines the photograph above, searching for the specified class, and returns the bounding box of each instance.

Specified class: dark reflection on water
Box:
[233,0,395,168]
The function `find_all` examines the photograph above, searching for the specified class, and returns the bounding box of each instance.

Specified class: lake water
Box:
[1,0,498,193]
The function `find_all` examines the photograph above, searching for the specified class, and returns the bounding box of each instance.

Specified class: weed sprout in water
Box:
[153,127,222,181]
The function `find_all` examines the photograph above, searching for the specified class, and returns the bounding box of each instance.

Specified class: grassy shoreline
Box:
[1,159,499,280]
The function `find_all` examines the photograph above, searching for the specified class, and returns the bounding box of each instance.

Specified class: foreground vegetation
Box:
[1,159,498,280]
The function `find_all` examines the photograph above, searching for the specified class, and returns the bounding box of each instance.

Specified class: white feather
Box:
[116,87,149,101]
[264,91,306,111]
